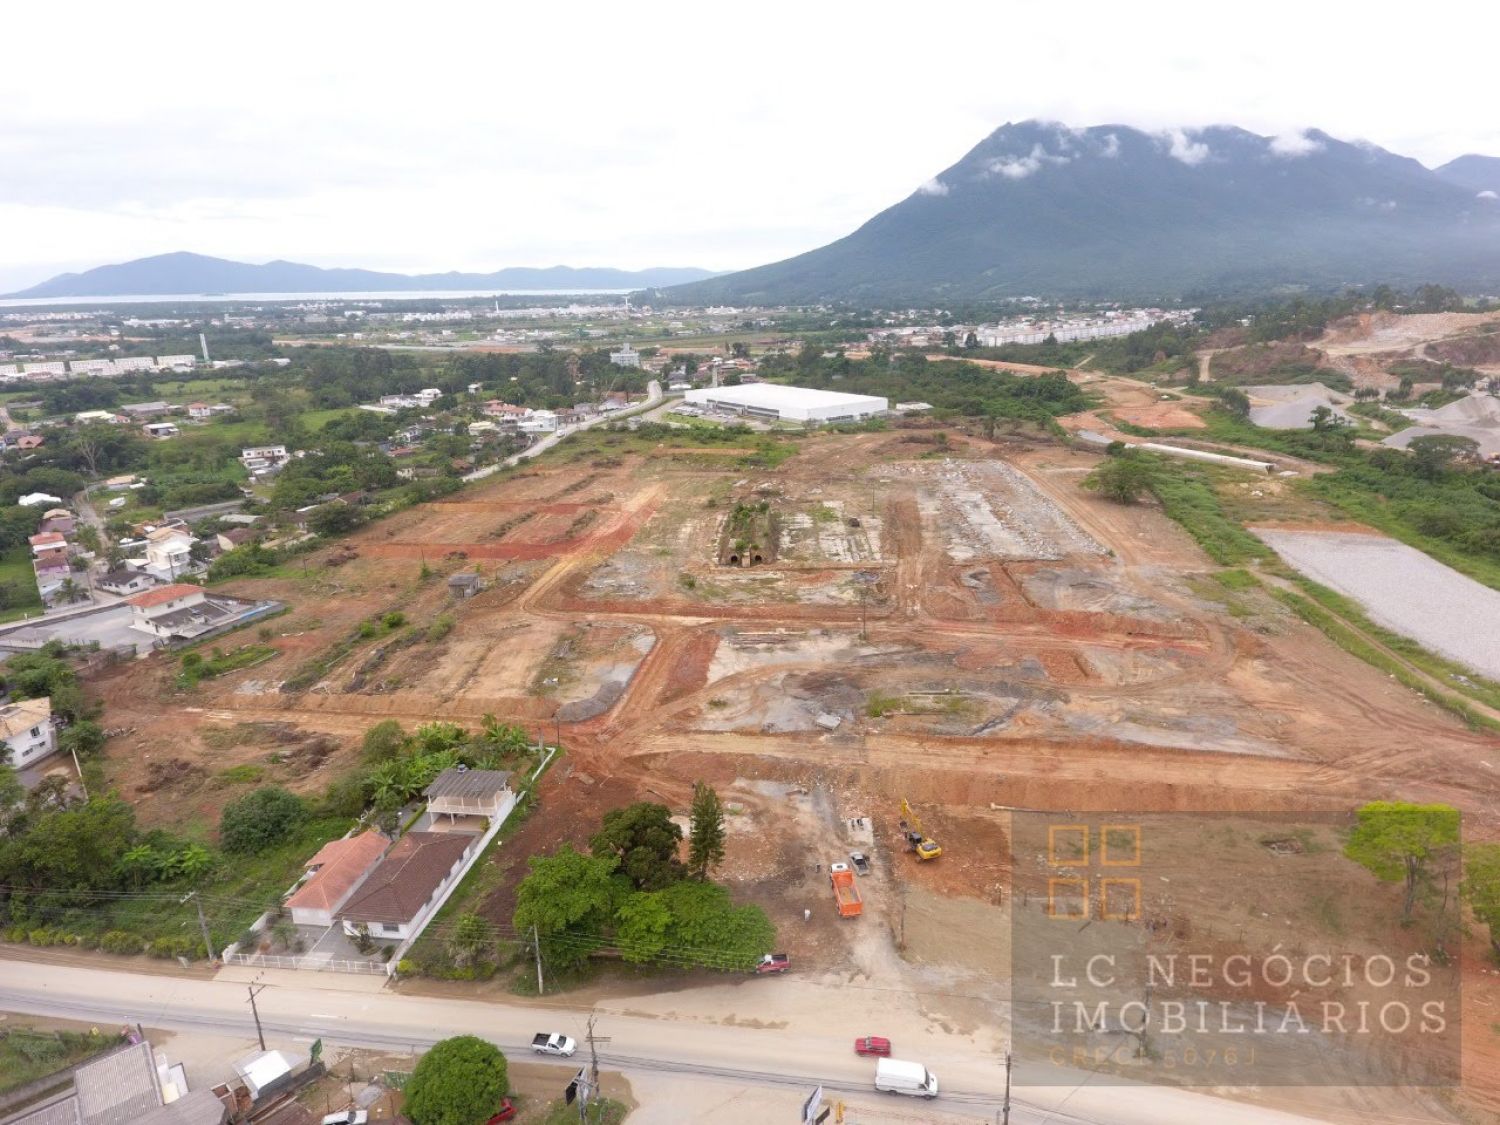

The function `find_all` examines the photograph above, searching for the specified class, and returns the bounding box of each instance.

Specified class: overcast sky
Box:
[3,0,1496,291]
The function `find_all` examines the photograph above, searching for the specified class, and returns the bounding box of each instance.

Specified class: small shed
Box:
[447,572,482,598]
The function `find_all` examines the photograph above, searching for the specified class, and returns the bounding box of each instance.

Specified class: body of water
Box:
[0,288,631,309]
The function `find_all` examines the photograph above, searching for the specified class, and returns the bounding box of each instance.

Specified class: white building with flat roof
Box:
[683,384,887,425]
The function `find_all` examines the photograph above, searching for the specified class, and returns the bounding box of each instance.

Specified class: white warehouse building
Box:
[684,384,887,425]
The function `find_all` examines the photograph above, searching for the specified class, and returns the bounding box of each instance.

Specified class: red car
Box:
[485,1100,517,1123]
[854,1036,892,1057]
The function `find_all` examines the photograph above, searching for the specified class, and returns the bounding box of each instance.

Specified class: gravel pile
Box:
[1244,383,1355,430]
[1257,528,1500,678]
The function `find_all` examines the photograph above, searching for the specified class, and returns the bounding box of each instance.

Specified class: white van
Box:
[874,1057,939,1098]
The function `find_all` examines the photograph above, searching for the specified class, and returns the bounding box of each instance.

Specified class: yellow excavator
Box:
[899,798,942,861]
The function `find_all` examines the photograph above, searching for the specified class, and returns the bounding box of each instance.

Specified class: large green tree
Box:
[403,1035,508,1125]
[590,801,684,891]
[1462,843,1500,960]
[218,787,304,854]
[1088,452,1156,505]
[1345,801,1460,923]
[513,845,623,969]
[687,781,726,881]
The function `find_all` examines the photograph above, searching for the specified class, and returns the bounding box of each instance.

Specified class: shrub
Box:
[100,930,144,955]
[219,786,304,854]
[382,611,406,629]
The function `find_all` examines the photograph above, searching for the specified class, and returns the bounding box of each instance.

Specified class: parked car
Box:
[484,1099,517,1123]
[532,1032,577,1057]
[321,1112,368,1125]
[850,852,871,875]
[854,1036,892,1057]
[874,1057,938,1098]
[753,953,790,974]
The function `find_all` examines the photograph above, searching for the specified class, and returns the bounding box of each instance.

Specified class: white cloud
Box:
[1269,129,1324,157]
[1480,190,1499,201]
[1100,133,1121,158]
[986,144,1071,180]
[916,178,950,196]
[1161,128,1211,166]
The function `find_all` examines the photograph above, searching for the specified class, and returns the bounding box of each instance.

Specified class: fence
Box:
[221,952,387,975]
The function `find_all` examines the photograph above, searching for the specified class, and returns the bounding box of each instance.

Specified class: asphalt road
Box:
[0,960,1332,1124]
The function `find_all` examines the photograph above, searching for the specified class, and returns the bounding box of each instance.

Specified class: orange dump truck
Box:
[830,862,863,918]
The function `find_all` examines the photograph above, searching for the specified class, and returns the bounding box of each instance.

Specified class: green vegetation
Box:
[219,786,304,854]
[403,1036,509,1125]
[0,1027,125,1094]
[1083,449,1271,565]
[1462,843,1500,960]
[687,780,726,880]
[177,643,277,687]
[589,802,684,891]
[1345,801,1460,926]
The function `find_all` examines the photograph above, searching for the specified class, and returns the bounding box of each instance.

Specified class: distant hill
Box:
[652,122,1500,304]
[1435,154,1500,197]
[7,253,718,299]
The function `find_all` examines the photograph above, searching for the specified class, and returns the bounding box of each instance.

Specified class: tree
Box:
[361,719,408,764]
[1345,801,1460,923]
[1407,434,1479,481]
[448,911,495,969]
[1462,843,1500,960]
[1219,387,1251,418]
[117,843,157,889]
[1089,453,1156,505]
[271,917,298,951]
[219,787,304,854]
[404,1036,508,1125]
[513,845,622,970]
[687,781,726,880]
[59,720,105,761]
[308,502,366,537]
[590,802,684,891]
[658,879,775,971]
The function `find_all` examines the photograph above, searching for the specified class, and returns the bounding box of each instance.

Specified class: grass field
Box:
[0,542,44,623]
[301,407,361,431]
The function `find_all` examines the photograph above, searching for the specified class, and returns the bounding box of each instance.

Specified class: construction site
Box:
[84,404,1500,1122]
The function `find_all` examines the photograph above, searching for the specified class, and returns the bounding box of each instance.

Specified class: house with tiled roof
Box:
[337,831,474,941]
[125,583,259,643]
[0,697,55,769]
[285,830,389,927]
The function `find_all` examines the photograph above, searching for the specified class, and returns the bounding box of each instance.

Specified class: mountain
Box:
[7,253,718,299]
[1435,154,1500,197]
[653,122,1500,304]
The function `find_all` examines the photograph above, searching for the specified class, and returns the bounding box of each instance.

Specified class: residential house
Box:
[336,831,473,941]
[424,767,515,825]
[121,401,173,418]
[38,508,75,535]
[187,402,235,420]
[29,531,69,566]
[467,420,498,436]
[284,830,389,928]
[103,474,140,491]
[447,572,482,598]
[0,697,55,768]
[7,1038,226,1125]
[143,527,196,581]
[216,527,257,553]
[609,343,641,368]
[240,445,291,474]
[482,401,528,419]
[74,409,120,425]
[15,433,44,451]
[125,583,255,643]
[518,410,558,435]
[98,566,155,596]
[143,421,180,440]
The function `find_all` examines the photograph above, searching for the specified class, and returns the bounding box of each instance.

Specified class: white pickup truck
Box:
[531,1032,577,1057]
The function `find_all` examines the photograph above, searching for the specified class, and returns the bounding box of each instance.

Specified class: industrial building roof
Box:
[685,384,886,412]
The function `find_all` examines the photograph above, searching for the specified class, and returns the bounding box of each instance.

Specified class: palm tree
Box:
[174,844,214,883]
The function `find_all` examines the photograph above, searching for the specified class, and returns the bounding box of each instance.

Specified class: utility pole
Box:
[532,925,544,996]
[69,744,89,801]
[1001,1046,1012,1125]
[585,1014,609,1109]
[247,982,268,1051]
[183,892,215,964]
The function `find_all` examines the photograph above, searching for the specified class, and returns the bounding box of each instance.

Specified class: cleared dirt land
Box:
[1257,527,1500,679]
[81,420,1500,1123]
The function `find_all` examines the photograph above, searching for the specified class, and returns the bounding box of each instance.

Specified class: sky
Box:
[3,0,1498,291]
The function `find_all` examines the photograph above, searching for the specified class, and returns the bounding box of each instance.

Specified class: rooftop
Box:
[0,697,51,740]
[337,831,471,924]
[126,583,205,609]
[425,767,512,802]
[285,831,389,913]
[685,383,886,410]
